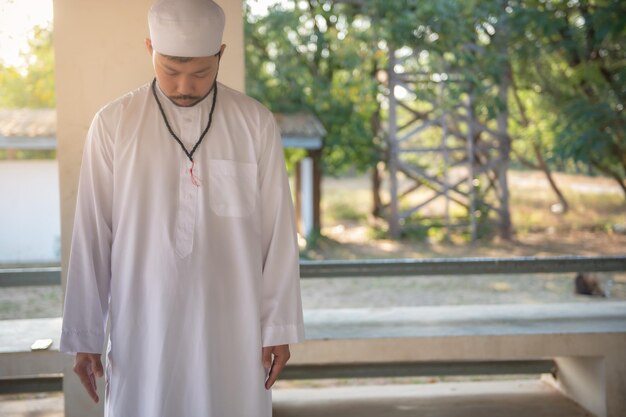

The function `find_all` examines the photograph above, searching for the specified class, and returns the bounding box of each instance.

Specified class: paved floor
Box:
[0,379,595,417]
[0,392,63,417]
[273,379,595,417]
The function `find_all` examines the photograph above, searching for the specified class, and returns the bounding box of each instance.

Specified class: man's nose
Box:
[177,76,194,96]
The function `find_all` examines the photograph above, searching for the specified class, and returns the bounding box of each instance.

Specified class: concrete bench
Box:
[0,317,65,381]
[3,255,626,417]
[2,304,626,417]
[288,302,626,417]
[0,317,102,416]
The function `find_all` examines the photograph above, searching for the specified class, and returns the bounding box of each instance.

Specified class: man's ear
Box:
[145,38,154,55]
[218,44,226,59]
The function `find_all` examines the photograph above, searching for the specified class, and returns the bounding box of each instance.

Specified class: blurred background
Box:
[0,1,625,415]
[1,0,624,318]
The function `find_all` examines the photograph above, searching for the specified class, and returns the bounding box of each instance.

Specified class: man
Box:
[60,1,304,416]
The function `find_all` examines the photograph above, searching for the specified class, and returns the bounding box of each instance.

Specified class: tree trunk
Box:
[609,175,626,200]
[497,67,512,240]
[510,63,570,213]
[371,164,383,218]
[532,142,570,212]
[590,159,626,200]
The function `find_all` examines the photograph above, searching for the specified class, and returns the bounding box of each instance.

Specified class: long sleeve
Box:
[60,111,114,355]
[258,116,305,347]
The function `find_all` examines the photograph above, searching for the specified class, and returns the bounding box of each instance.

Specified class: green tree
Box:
[247,1,519,237]
[0,24,55,108]
[509,0,626,197]
[245,1,383,176]
[245,0,626,238]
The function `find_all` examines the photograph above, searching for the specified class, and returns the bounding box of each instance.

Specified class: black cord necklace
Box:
[151,78,218,185]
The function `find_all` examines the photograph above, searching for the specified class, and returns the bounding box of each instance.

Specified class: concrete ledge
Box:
[273,380,595,417]
[281,359,555,380]
[0,375,62,394]
[302,302,626,339]
[0,318,64,379]
[0,379,595,417]
[0,318,62,354]
[289,303,626,417]
[0,317,101,416]
[2,303,625,416]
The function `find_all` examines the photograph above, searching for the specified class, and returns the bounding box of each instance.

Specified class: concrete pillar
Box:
[551,352,626,417]
[553,356,606,417]
[54,1,244,415]
[300,156,314,238]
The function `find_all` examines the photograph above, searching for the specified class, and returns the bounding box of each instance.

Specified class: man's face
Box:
[147,40,224,107]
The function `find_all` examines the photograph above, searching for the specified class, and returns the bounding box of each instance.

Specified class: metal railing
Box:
[2,255,626,286]
[300,255,626,278]
[0,266,61,286]
[1,255,625,392]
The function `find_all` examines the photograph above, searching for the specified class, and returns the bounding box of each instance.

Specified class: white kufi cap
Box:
[148,0,225,57]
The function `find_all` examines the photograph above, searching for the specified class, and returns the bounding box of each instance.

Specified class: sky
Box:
[0,0,54,67]
[0,0,283,68]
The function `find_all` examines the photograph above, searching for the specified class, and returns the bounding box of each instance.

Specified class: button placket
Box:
[175,159,199,257]
[180,107,201,149]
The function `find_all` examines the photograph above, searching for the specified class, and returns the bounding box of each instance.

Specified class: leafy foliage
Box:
[246,0,625,198]
[245,1,383,175]
[0,24,55,108]
[508,0,626,193]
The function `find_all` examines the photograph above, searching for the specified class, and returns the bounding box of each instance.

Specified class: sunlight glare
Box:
[0,0,53,67]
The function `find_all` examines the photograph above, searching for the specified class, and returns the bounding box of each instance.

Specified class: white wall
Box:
[0,160,60,263]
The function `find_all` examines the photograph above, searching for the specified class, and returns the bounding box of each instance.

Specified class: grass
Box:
[510,185,625,234]
[322,185,371,224]
[0,286,62,319]
[321,170,625,246]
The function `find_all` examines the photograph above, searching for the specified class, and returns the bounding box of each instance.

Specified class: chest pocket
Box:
[208,160,257,217]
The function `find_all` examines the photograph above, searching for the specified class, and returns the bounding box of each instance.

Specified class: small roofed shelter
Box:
[0,108,324,258]
[0,108,60,264]
[0,109,57,158]
[274,111,326,238]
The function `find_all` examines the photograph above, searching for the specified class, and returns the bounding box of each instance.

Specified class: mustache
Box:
[171,95,201,101]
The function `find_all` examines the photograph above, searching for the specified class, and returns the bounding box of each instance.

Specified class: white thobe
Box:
[60,81,305,417]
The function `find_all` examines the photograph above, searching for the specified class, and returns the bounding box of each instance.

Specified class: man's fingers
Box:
[74,353,102,403]
[74,363,99,403]
[264,356,287,389]
[264,347,290,390]
[264,361,283,389]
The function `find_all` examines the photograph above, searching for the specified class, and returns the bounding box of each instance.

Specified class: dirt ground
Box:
[297,170,626,309]
[2,229,624,320]
[1,170,625,319]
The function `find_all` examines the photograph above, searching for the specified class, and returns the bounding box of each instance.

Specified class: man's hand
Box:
[73,352,104,403]
[262,344,290,390]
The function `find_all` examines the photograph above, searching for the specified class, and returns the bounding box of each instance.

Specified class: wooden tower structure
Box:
[384,47,512,240]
